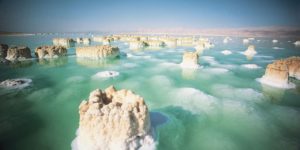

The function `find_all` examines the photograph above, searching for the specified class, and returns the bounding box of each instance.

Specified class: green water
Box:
[1,35,300,150]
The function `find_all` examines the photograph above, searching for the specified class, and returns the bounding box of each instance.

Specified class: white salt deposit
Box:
[272,47,284,50]
[221,50,232,55]
[91,71,119,79]
[256,78,296,89]
[241,64,261,69]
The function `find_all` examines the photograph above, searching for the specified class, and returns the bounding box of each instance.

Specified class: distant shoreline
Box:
[1,28,300,38]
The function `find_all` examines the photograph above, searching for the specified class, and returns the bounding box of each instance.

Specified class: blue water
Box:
[0,34,300,150]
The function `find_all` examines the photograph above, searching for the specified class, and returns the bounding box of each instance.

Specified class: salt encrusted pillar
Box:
[73,86,154,150]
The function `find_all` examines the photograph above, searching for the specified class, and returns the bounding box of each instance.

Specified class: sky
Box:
[0,0,299,32]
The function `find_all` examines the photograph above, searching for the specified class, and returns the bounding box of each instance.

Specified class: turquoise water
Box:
[1,35,300,150]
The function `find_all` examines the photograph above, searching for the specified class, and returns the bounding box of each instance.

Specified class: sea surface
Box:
[1,34,300,150]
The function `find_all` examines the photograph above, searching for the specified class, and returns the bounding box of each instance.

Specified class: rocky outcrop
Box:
[259,57,300,88]
[163,39,177,48]
[144,40,164,48]
[53,38,74,47]
[283,56,300,79]
[72,86,154,150]
[103,39,111,45]
[5,46,32,61]
[259,60,291,88]
[76,45,120,59]
[35,46,67,59]
[129,41,146,50]
[243,45,257,56]
[180,51,200,69]
[0,78,32,89]
[76,38,91,45]
[0,44,9,59]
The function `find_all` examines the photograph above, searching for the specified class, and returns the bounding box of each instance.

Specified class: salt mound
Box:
[272,39,278,43]
[179,51,200,69]
[241,64,261,69]
[92,71,119,79]
[0,78,32,89]
[221,50,232,55]
[72,86,155,150]
[243,45,257,56]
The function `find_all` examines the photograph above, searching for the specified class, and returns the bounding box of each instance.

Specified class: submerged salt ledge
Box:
[256,78,296,89]
[221,50,232,55]
[92,71,120,79]
[241,64,261,69]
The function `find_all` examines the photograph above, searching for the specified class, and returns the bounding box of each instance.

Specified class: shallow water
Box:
[1,35,300,150]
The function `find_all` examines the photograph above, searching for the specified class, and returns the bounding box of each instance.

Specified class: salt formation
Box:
[272,39,278,43]
[258,57,300,88]
[221,50,232,55]
[243,39,250,44]
[35,46,67,59]
[177,37,194,46]
[76,38,91,45]
[92,71,120,79]
[163,39,177,48]
[53,38,74,47]
[129,41,146,49]
[243,45,257,56]
[93,36,105,42]
[76,45,120,59]
[72,86,155,150]
[180,51,200,69]
[223,37,232,44]
[103,39,111,45]
[283,56,300,79]
[294,41,300,46]
[144,40,164,48]
[5,46,32,61]
[0,78,32,89]
[0,44,8,59]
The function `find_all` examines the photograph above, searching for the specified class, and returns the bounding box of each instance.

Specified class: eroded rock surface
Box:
[35,46,67,59]
[76,45,120,59]
[5,46,32,61]
[72,86,154,150]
